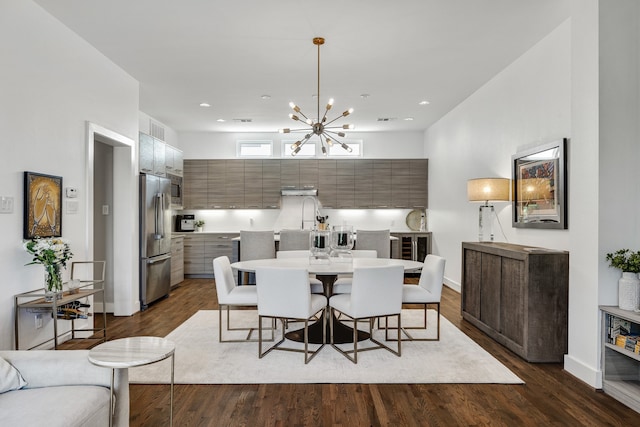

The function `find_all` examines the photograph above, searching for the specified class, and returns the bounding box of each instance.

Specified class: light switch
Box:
[66,200,79,214]
[102,205,109,215]
[0,196,14,214]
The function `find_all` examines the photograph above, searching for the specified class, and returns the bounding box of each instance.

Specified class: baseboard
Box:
[564,353,602,389]
[444,276,460,293]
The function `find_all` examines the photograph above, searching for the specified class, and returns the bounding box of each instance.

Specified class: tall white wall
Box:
[425,20,572,287]
[0,0,139,350]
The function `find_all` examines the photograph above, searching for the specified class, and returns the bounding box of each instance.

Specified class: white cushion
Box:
[0,357,26,394]
[402,284,438,304]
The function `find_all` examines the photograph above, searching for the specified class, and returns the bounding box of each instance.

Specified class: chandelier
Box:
[279,37,354,156]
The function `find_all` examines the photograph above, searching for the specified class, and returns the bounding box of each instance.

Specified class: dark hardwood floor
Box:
[68,278,635,426]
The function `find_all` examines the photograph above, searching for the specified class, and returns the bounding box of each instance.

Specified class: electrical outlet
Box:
[35,314,43,329]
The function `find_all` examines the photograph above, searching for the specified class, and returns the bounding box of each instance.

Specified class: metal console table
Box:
[14,261,107,350]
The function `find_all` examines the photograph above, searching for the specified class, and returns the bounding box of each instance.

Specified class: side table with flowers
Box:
[24,237,73,302]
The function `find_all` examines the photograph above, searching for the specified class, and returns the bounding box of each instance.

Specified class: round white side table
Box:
[89,336,176,427]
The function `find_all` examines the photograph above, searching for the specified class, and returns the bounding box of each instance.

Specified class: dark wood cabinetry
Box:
[461,242,569,362]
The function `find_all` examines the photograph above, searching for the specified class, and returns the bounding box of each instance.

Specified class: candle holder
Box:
[309,229,331,264]
[330,225,354,262]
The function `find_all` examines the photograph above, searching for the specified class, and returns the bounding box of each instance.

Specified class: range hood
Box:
[281,188,318,196]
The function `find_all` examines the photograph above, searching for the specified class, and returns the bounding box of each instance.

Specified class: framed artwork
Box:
[512,139,568,229]
[23,171,63,239]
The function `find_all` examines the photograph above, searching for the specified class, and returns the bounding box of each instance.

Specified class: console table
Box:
[14,280,106,350]
[461,242,569,362]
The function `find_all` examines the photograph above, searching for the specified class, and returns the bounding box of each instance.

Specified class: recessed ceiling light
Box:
[404,117,414,121]
[200,102,211,107]
[419,100,430,105]
[261,95,271,100]
[360,94,370,99]
[216,119,226,122]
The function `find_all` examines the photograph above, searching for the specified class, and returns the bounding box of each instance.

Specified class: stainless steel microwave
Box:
[167,173,183,208]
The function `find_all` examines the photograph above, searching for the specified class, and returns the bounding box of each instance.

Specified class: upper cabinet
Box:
[139,132,183,177]
[181,158,427,210]
[165,145,184,176]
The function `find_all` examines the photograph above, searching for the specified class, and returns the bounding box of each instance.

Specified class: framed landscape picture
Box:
[512,139,568,229]
[23,171,63,239]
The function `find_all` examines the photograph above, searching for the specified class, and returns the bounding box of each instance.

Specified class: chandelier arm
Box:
[296,110,311,122]
[286,127,314,132]
[323,115,348,127]
[323,129,346,137]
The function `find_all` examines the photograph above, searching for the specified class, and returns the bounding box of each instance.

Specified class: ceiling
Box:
[34,0,571,134]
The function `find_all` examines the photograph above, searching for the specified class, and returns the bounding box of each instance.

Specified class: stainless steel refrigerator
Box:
[139,174,172,310]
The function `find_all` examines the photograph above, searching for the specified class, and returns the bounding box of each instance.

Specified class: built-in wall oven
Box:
[167,173,183,208]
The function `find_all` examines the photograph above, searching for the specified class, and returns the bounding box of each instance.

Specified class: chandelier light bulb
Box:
[342,124,354,130]
[291,141,301,150]
[321,146,327,156]
[292,146,301,156]
[289,114,300,121]
[326,137,333,146]
[289,102,300,112]
[337,132,346,138]
[306,118,313,125]
[341,142,352,152]
[279,128,290,134]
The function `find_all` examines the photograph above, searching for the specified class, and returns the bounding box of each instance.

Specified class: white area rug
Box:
[129,310,523,384]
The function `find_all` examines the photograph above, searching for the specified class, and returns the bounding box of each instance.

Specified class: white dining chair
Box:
[239,230,276,285]
[276,250,324,294]
[331,250,378,294]
[329,265,404,363]
[392,254,446,341]
[256,266,327,364]
[213,256,273,343]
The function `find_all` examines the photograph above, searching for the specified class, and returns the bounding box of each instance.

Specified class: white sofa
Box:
[0,350,129,426]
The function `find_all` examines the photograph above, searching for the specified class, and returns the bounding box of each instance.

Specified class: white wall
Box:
[179,131,424,159]
[426,1,640,390]
[0,0,139,350]
[425,20,572,288]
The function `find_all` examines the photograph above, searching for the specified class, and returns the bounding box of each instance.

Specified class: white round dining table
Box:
[229,257,423,344]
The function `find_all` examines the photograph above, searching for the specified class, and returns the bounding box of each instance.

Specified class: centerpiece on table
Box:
[606,248,640,311]
[24,237,73,301]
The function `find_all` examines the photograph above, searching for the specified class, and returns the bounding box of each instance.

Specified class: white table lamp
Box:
[467,178,510,242]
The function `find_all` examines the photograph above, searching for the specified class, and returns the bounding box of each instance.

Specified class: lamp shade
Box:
[467,178,510,203]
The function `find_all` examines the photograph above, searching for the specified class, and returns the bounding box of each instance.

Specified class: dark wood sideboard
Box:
[461,242,569,363]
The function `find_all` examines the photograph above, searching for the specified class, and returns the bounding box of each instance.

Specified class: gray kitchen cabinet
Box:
[225,160,245,208]
[182,158,428,210]
[336,160,355,208]
[409,159,429,209]
[170,235,184,287]
[372,159,392,208]
[183,233,238,278]
[391,160,411,208]
[165,145,184,177]
[152,137,166,176]
[280,159,300,190]
[139,132,155,175]
[354,160,374,208]
[207,160,225,209]
[183,160,207,209]
[461,242,569,362]
[317,160,337,208]
[244,160,263,208]
[262,160,281,209]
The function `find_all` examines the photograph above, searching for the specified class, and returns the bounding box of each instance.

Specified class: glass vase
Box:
[44,264,63,302]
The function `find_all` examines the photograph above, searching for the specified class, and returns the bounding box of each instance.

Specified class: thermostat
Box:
[65,187,78,198]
